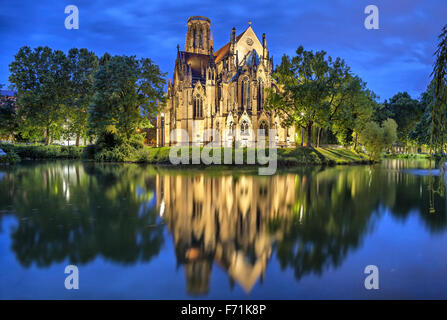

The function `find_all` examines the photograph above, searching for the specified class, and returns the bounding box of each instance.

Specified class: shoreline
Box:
[0,144,373,167]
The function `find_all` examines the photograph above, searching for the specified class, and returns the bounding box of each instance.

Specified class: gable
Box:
[235,27,263,66]
[213,26,265,66]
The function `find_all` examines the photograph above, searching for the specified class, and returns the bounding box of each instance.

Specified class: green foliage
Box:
[265,45,376,148]
[0,144,84,160]
[0,150,21,164]
[9,46,71,144]
[8,47,99,145]
[380,92,424,145]
[7,47,165,153]
[88,55,166,146]
[91,129,145,162]
[358,118,398,161]
[384,153,430,159]
[63,48,99,145]
[132,146,368,165]
[431,25,447,154]
[409,83,434,146]
[0,143,368,166]
[93,146,130,162]
[0,84,19,140]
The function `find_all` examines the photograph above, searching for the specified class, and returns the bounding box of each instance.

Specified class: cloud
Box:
[1,0,446,100]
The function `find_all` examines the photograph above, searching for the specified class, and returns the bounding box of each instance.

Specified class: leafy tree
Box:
[431,25,447,154]
[88,55,166,150]
[64,48,99,146]
[381,92,424,147]
[9,46,71,144]
[330,77,378,148]
[265,46,358,147]
[0,84,19,141]
[358,118,397,161]
[409,82,435,147]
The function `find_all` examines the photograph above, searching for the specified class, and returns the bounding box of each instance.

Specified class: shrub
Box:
[358,118,398,161]
[128,134,144,149]
[83,144,98,160]
[0,151,21,164]
[0,144,84,160]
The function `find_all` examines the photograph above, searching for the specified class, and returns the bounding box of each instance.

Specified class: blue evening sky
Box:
[0,0,446,101]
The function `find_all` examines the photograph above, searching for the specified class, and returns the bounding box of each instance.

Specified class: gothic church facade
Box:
[157,16,295,147]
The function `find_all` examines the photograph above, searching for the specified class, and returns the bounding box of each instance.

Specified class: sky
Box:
[0,0,446,101]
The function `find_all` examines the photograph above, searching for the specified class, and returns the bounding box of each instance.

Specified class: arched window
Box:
[240,81,245,111]
[240,77,250,111]
[229,121,234,135]
[199,29,203,48]
[217,86,222,113]
[193,96,197,118]
[200,99,203,117]
[193,28,196,48]
[241,120,250,136]
[193,95,203,118]
[259,121,268,137]
[257,80,264,112]
[247,82,251,110]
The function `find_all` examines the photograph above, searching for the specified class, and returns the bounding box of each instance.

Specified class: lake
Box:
[1,159,447,299]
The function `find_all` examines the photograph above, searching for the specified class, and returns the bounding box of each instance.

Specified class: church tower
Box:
[185,16,213,54]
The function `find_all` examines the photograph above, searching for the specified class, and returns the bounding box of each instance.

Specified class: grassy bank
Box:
[384,153,431,159]
[0,143,371,166]
[129,146,370,165]
[0,144,85,160]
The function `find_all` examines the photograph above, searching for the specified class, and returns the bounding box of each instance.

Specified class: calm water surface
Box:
[1,159,447,299]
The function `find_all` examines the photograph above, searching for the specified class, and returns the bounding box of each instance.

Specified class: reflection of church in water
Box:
[156,174,296,294]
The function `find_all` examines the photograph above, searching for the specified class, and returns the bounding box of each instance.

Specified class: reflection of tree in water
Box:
[2,159,447,295]
[0,162,164,267]
[384,159,447,233]
[273,166,390,280]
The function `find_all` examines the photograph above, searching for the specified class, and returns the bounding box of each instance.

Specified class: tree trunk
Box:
[300,127,304,147]
[76,135,80,147]
[45,126,50,145]
[354,132,358,151]
[317,127,322,148]
[306,124,312,147]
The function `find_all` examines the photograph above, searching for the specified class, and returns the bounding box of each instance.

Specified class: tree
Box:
[409,82,435,148]
[358,118,397,161]
[431,25,447,154]
[381,92,424,148]
[65,48,99,146]
[330,77,378,148]
[88,55,166,149]
[265,46,356,147]
[9,46,71,144]
[0,84,18,141]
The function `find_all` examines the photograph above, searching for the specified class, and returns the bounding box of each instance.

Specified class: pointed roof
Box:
[179,51,210,85]
[213,28,248,64]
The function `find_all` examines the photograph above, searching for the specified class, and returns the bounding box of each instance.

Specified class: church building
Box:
[157,16,296,147]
